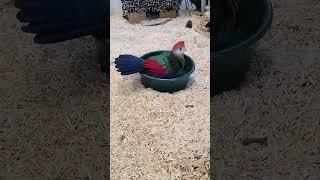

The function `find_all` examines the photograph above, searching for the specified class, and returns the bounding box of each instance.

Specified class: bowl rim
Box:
[140,50,196,81]
[214,0,273,57]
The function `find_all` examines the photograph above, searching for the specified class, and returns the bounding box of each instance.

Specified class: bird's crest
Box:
[172,41,185,51]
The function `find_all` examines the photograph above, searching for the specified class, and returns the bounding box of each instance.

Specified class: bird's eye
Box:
[179,48,182,51]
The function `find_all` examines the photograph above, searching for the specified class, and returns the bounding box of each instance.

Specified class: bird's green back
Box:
[147,51,183,75]
[147,51,171,67]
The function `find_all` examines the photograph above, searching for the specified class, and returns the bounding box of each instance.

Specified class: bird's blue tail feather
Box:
[115,55,145,75]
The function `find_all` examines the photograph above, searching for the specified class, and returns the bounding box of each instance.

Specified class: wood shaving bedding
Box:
[110,11,210,179]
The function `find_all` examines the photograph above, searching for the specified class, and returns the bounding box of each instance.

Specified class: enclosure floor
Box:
[110,12,210,178]
[211,0,320,179]
[0,2,108,179]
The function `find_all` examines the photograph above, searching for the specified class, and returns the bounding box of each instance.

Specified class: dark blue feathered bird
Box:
[14,0,107,71]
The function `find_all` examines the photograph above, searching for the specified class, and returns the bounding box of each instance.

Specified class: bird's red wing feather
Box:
[143,59,167,76]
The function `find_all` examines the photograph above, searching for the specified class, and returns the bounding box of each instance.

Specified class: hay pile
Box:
[110,12,210,179]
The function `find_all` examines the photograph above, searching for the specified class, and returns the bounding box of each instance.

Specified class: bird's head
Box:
[171,41,186,58]
[171,41,186,70]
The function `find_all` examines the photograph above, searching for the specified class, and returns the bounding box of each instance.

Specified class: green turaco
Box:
[115,41,187,79]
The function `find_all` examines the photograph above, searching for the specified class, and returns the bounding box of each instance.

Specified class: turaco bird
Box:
[115,41,187,79]
[14,0,107,72]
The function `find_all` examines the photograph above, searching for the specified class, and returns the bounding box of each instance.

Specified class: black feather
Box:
[15,0,107,44]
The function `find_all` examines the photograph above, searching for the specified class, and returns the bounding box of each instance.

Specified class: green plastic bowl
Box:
[212,0,273,96]
[140,51,195,93]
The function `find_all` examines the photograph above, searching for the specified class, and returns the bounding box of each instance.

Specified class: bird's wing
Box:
[147,52,171,67]
[143,59,167,76]
[15,0,107,44]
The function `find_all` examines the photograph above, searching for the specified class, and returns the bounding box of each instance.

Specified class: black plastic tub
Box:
[212,0,273,96]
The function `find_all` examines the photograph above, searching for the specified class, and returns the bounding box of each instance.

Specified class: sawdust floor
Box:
[211,0,320,179]
[110,12,210,179]
[0,3,108,179]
